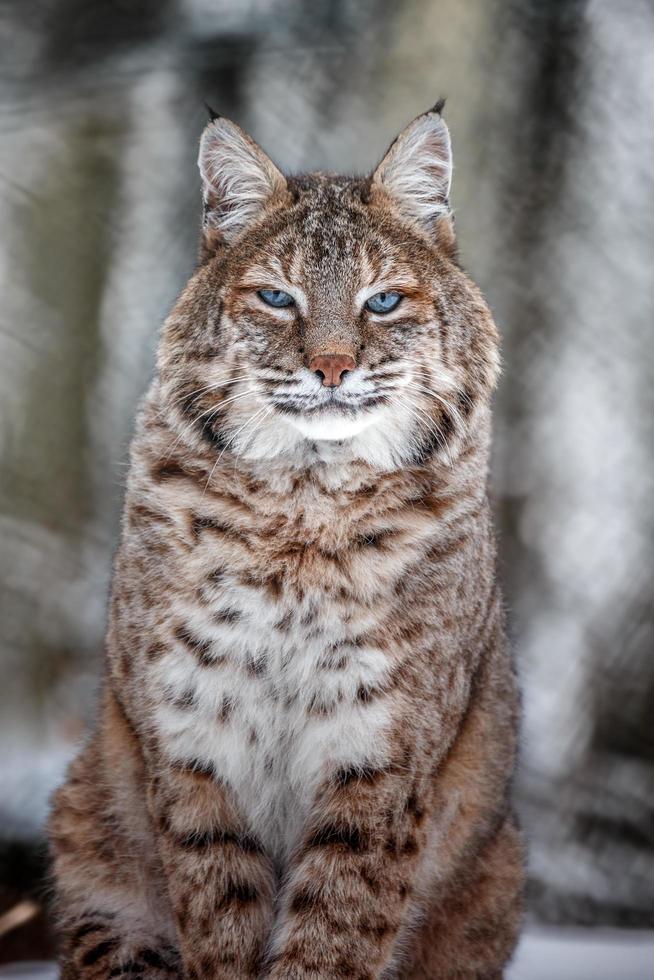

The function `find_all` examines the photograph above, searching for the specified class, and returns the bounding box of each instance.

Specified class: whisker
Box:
[391,391,454,467]
[233,407,273,466]
[220,405,271,463]
[193,387,261,422]
[161,385,262,463]
[202,405,271,496]
[154,373,253,422]
[407,361,469,401]
[402,380,465,432]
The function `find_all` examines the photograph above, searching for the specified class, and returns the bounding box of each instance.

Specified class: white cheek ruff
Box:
[287,408,383,441]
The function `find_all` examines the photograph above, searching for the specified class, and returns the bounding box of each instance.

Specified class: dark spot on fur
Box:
[409,406,456,466]
[214,607,241,625]
[265,572,284,599]
[217,695,235,723]
[107,964,146,978]
[198,418,228,451]
[70,921,107,944]
[229,833,265,854]
[245,654,267,677]
[172,758,216,780]
[385,833,419,857]
[82,939,118,967]
[427,533,468,564]
[439,409,455,440]
[457,386,474,417]
[191,515,238,541]
[334,960,373,980]
[174,625,207,653]
[274,611,293,632]
[153,459,188,481]
[129,504,172,528]
[242,569,283,600]
[174,625,214,665]
[172,827,263,853]
[354,528,395,549]
[307,823,367,853]
[119,649,132,677]
[405,792,425,824]
[179,393,198,419]
[219,878,259,908]
[306,694,335,717]
[411,429,445,465]
[169,688,196,710]
[290,888,320,915]
[170,828,210,849]
[358,916,391,940]
[334,764,387,789]
[358,867,381,895]
[357,684,374,704]
[146,642,165,661]
[139,950,168,971]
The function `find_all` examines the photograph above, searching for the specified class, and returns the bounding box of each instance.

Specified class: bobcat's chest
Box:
[150,569,393,865]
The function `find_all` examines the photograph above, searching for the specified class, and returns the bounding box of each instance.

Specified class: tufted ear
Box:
[198,112,287,245]
[372,100,453,244]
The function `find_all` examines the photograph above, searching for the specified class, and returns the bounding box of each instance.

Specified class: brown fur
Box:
[49,106,524,979]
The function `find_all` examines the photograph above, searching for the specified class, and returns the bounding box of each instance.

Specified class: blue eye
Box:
[258,289,294,308]
[365,291,402,314]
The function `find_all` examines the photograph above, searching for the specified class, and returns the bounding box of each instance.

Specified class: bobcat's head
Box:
[158,103,500,470]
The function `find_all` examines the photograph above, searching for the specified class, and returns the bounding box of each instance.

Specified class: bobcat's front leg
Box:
[148,758,276,980]
[265,758,427,980]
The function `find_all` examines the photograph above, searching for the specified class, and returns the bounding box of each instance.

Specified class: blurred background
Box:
[1,0,653,971]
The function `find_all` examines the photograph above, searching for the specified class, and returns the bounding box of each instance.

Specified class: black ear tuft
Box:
[204,102,221,122]
[431,97,446,116]
[198,114,287,244]
[371,103,453,239]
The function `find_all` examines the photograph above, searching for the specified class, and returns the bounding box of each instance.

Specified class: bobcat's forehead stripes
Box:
[49,102,523,980]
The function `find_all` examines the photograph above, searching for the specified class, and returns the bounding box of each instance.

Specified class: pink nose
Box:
[308,353,356,388]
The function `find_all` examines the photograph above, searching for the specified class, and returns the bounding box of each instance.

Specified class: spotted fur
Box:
[49,104,524,979]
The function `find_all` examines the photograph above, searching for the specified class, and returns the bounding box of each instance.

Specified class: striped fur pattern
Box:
[49,105,524,979]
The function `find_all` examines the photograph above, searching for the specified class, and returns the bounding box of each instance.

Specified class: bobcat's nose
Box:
[309,353,356,388]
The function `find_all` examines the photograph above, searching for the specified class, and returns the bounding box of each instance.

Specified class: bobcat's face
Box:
[158,108,500,469]
[217,176,465,446]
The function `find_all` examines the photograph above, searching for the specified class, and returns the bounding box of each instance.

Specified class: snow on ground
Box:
[507,927,654,980]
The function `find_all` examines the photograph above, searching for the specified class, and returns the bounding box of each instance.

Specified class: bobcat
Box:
[49,101,524,980]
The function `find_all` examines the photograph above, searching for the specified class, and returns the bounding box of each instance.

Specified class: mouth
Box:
[268,384,387,441]
[254,364,410,442]
[270,387,385,416]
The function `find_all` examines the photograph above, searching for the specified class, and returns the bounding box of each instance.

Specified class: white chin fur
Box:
[287,409,380,441]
